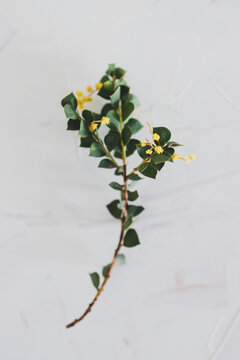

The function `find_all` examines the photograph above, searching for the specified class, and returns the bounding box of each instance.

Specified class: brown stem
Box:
[66,166,128,328]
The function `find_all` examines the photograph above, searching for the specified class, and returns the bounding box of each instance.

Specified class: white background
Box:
[0,0,240,359]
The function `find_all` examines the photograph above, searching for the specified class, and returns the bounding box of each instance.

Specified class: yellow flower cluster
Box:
[172,153,196,162]
[76,83,103,110]
[140,122,163,156]
[89,116,110,132]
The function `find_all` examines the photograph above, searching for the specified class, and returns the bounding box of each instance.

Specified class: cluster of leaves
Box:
[61,63,180,294]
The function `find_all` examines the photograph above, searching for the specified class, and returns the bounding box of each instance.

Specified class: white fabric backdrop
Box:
[1,0,240,359]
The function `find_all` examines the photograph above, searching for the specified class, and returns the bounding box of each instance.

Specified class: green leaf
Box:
[80,136,94,148]
[136,144,152,159]
[100,75,109,83]
[82,110,101,125]
[128,173,142,181]
[153,127,171,146]
[67,119,80,131]
[124,93,140,107]
[139,163,157,179]
[79,118,90,137]
[98,159,115,169]
[127,205,144,217]
[124,215,132,230]
[116,254,126,265]
[61,92,77,109]
[101,103,114,116]
[120,85,130,97]
[126,139,140,157]
[122,102,134,121]
[124,229,140,248]
[122,126,132,145]
[151,160,165,171]
[104,131,120,151]
[97,80,114,99]
[117,200,125,210]
[109,182,123,190]
[114,145,122,159]
[167,141,182,147]
[107,200,122,219]
[64,104,79,120]
[114,166,124,176]
[90,272,100,290]
[110,86,121,107]
[90,142,105,157]
[128,190,139,201]
[126,118,143,134]
[106,63,116,75]
[152,148,174,164]
[102,264,111,278]
[115,67,126,78]
[106,110,120,132]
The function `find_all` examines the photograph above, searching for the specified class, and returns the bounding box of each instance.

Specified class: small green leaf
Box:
[104,131,120,152]
[167,141,182,147]
[90,142,105,157]
[114,145,122,159]
[124,215,132,229]
[64,104,79,120]
[127,205,144,217]
[153,127,171,146]
[97,80,114,99]
[90,272,100,290]
[114,166,124,176]
[152,148,174,164]
[107,63,116,75]
[128,190,139,201]
[109,182,123,190]
[106,110,120,132]
[122,126,132,145]
[98,159,115,169]
[110,86,121,107]
[107,200,122,219]
[124,229,140,248]
[128,173,142,181]
[114,67,126,78]
[61,92,77,109]
[102,264,111,278]
[67,119,80,131]
[101,103,114,116]
[151,160,165,171]
[124,93,140,107]
[100,75,109,83]
[116,254,126,265]
[80,136,94,148]
[126,139,140,157]
[79,118,90,137]
[140,163,157,179]
[117,200,125,210]
[136,144,152,159]
[122,102,134,121]
[126,118,143,134]
[82,110,101,125]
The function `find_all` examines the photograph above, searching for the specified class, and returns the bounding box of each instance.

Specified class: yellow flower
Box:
[155,146,163,154]
[146,149,153,155]
[78,103,84,110]
[95,82,102,90]
[83,95,92,102]
[141,140,147,147]
[86,85,92,93]
[77,97,83,104]
[89,122,98,132]
[76,90,83,97]
[183,156,190,163]
[152,133,160,141]
[189,154,196,161]
[171,153,179,161]
[101,116,110,125]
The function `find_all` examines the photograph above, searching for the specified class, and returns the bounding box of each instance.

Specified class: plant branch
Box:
[92,133,120,170]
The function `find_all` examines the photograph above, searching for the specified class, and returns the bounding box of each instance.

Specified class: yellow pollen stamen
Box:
[76,90,83,97]
[89,123,98,132]
[86,85,92,93]
[95,82,102,90]
[141,140,147,147]
[183,156,190,163]
[189,154,196,161]
[146,149,153,155]
[101,116,110,125]
[171,153,179,161]
[155,146,163,154]
[152,133,160,141]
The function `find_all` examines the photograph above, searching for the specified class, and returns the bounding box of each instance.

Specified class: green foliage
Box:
[116,254,126,265]
[98,159,115,169]
[124,229,140,247]
[127,205,144,217]
[102,264,111,278]
[140,163,157,179]
[64,104,79,120]
[107,199,122,219]
[79,119,90,137]
[109,182,123,190]
[127,190,139,201]
[124,215,132,229]
[122,126,132,145]
[126,118,143,134]
[128,173,142,181]
[110,86,121,107]
[107,110,120,132]
[61,92,77,109]
[90,272,100,290]
[153,127,171,146]
[122,102,134,121]
[80,136,94,148]
[104,131,120,151]
[126,139,140,157]
[90,142,105,157]
[98,80,114,99]
[67,119,80,131]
